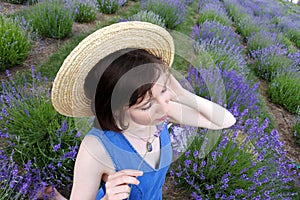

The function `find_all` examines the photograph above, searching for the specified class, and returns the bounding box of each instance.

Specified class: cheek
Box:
[129,110,152,125]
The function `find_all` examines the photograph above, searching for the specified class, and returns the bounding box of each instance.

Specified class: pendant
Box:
[146,141,153,152]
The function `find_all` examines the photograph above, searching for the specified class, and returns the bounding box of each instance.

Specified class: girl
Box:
[50,22,236,200]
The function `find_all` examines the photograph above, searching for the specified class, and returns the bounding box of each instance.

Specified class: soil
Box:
[259,80,300,165]
[0,1,299,199]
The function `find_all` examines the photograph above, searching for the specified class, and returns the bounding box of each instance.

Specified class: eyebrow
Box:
[136,73,170,108]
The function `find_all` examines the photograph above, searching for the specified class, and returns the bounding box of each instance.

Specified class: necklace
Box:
[138,134,156,152]
[124,118,169,153]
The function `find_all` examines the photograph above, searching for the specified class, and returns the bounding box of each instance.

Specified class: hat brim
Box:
[51,21,175,117]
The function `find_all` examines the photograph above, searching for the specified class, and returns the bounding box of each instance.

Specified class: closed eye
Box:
[141,102,152,111]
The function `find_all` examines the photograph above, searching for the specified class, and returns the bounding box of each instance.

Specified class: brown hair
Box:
[84,49,168,132]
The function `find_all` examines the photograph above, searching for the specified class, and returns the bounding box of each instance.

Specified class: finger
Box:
[107,170,143,181]
[116,184,131,194]
[118,169,143,177]
[106,185,131,199]
[112,192,130,200]
[107,174,140,186]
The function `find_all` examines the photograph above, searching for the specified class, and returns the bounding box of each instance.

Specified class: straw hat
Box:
[51,21,175,117]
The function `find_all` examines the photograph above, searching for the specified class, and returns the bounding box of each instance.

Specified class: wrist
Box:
[170,87,185,102]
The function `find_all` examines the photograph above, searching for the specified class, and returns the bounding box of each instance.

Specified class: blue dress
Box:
[86,124,173,200]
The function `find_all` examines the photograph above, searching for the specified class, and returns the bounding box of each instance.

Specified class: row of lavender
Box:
[169,0,300,199]
[0,0,127,70]
[0,0,189,70]
[0,0,299,199]
[0,0,191,199]
[222,0,300,145]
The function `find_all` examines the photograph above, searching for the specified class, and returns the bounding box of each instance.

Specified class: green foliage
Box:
[293,119,300,147]
[26,0,73,39]
[268,74,300,114]
[74,3,97,23]
[3,0,37,4]
[173,3,196,36]
[143,0,185,29]
[247,31,296,52]
[277,34,298,53]
[0,16,30,70]
[285,28,300,48]
[0,70,81,190]
[224,2,246,25]
[247,33,275,52]
[198,10,231,26]
[225,2,260,38]
[173,131,267,199]
[236,18,261,38]
[292,107,300,147]
[3,0,27,3]
[208,49,240,72]
[252,54,293,82]
[97,0,120,14]
[128,10,165,28]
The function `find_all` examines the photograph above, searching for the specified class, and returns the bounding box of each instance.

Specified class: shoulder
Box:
[79,129,115,173]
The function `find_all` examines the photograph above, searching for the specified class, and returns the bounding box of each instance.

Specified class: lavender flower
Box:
[192,20,243,49]
[127,10,166,28]
[170,55,298,198]
[142,0,186,29]
[193,38,247,75]
[0,67,81,198]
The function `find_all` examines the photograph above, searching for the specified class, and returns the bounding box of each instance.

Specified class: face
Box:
[125,74,170,126]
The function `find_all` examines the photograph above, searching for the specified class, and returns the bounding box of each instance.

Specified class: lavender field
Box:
[0,0,300,199]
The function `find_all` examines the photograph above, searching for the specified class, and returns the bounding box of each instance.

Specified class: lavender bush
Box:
[170,66,299,199]
[96,0,125,14]
[247,30,282,51]
[73,2,97,23]
[0,149,47,199]
[186,66,259,121]
[171,119,299,199]
[3,0,37,4]
[223,0,260,38]
[284,27,300,49]
[244,18,295,52]
[26,0,73,39]
[293,107,300,147]
[142,0,186,29]
[193,38,247,75]
[191,21,243,51]
[0,16,31,70]
[250,45,294,81]
[268,74,300,115]
[127,10,166,28]
[197,0,231,26]
[0,68,81,198]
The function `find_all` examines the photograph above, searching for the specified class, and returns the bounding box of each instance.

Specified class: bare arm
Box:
[70,137,105,200]
[167,74,236,129]
[70,136,142,200]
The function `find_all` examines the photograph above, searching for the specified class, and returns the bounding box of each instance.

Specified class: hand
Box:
[167,74,185,101]
[102,169,143,200]
[37,186,67,200]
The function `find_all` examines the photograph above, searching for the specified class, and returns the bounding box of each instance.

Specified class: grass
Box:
[5,1,142,83]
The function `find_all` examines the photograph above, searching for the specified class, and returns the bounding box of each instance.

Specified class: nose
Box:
[157,91,170,115]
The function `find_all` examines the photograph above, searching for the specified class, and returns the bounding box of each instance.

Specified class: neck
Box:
[124,123,157,139]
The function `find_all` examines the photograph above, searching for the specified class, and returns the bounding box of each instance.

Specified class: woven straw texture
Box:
[51,21,174,117]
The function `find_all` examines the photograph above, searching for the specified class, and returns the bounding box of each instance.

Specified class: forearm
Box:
[173,89,236,129]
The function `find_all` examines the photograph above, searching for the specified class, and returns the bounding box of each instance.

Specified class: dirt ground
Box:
[259,80,300,165]
[1,1,299,199]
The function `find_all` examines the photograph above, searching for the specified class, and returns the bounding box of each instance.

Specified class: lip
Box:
[158,115,168,121]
